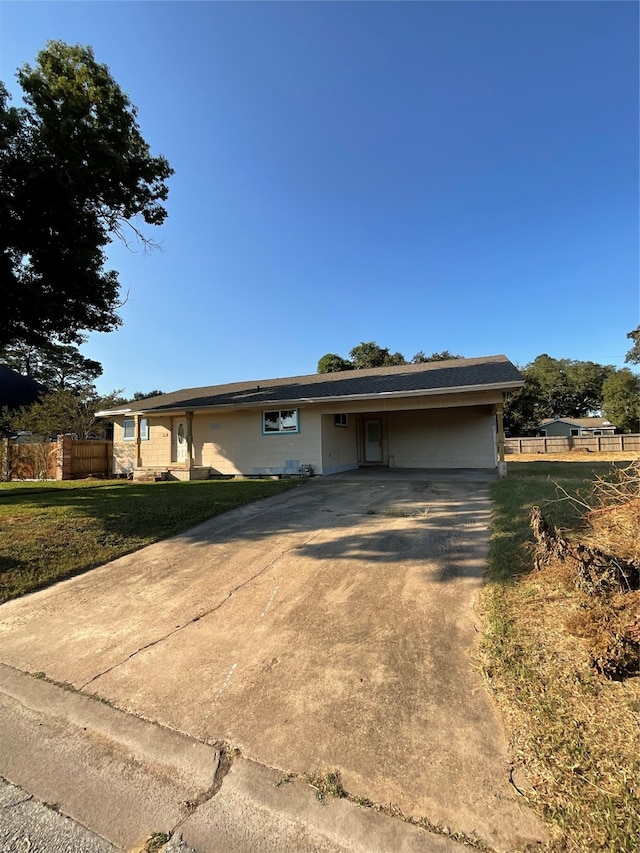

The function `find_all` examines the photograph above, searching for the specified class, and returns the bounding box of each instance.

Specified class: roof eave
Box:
[121,380,524,416]
[94,407,132,417]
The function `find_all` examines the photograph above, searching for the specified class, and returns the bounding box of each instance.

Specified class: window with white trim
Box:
[262,409,299,434]
[570,428,579,437]
[334,413,348,427]
[123,417,149,441]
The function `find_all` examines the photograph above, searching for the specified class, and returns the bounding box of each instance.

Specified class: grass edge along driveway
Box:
[0,478,303,603]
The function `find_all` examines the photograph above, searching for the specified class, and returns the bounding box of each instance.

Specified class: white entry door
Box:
[364,419,383,463]
[175,420,188,463]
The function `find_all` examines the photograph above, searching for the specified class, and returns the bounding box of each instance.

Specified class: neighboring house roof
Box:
[0,365,46,410]
[539,417,613,428]
[97,355,523,416]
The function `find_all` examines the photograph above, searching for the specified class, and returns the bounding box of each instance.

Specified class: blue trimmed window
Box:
[263,409,299,434]
[123,417,149,441]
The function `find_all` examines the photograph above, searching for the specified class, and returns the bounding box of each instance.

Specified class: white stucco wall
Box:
[387,407,496,469]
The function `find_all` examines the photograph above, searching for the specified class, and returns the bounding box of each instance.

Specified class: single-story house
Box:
[538,417,616,438]
[97,354,524,480]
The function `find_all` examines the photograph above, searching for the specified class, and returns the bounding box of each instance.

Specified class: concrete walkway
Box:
[0,471,547,852]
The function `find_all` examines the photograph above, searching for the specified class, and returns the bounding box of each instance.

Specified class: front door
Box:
[175,420,188,463]
[364,419,383,463]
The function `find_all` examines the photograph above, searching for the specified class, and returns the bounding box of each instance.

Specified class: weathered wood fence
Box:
[505,434,640,454]
[0,436,113,481]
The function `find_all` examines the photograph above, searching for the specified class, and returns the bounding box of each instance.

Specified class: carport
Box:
[340,404,498,469]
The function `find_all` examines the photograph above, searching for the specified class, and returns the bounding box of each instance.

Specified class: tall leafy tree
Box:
[0,341,102,392]
[411,350,464,363]
[524,355,615,418]
[625,326,640,365]
[317,353,353,374]
[503,375,544,436]
[5,387,125,439]
[504,354,617,433]
[602,369,640,433]
[132,389,165,401]
[0,41,173,349]
[348,341,406,369]
[317,344,464,372]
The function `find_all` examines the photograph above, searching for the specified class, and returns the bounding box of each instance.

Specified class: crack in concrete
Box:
[165,751,497,853]
[170,743,239,835]
[78,526,330,691]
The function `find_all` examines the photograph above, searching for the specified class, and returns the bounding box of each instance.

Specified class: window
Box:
[123,417,149,441]
[334,413,348,427]
[570,428,579,437]
[263,409,299,434]
[539,429,547,436]
[593,430,602,436]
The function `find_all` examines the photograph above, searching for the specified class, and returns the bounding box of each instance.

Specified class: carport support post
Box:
[496,402,507,478]
[134,414,142,468]
[186,411,194,471]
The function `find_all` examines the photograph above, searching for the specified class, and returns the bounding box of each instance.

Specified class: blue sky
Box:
[1,1,638,397]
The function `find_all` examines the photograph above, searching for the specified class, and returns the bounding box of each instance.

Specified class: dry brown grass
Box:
[507,451,640,464]
[503,587,639,851]
[482,462,640,852]
[564,593,640,678]
[553,463,640,681]
[580,463,640,563]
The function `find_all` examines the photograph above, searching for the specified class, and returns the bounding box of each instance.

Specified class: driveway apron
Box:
[0,471,546,851]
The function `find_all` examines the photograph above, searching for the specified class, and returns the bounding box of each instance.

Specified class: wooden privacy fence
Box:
[1,436,113,481]
[1,440,57,480]
[66,439,114,479]
[505,434,640,455]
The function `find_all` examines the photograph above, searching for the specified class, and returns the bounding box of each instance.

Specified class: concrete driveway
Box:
[0,470,545,851]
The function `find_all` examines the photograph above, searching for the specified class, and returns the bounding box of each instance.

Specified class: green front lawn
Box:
[0,478,303,603]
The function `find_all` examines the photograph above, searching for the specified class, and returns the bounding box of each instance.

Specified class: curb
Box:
[0,663,465,852]
[0,663,219,850]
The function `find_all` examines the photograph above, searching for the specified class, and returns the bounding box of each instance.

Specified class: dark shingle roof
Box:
[107,355,523,415]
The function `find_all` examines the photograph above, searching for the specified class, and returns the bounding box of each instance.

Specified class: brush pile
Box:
[530,462,640,679]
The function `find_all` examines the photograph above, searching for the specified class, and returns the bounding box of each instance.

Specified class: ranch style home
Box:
[97,355,524,480]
